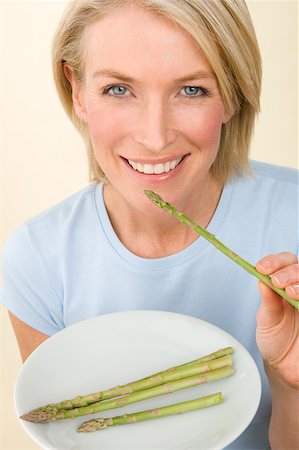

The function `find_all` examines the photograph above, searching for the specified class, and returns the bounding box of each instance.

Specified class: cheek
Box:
[181,106,225,149]
[86,110,124,148]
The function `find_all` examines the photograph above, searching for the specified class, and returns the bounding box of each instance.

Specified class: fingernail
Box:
[258,259,272,272]
[272,271,290,285]
[289,284,299,295]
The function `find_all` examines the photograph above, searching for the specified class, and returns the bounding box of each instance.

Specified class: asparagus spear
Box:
[144,190,299,311]
[77,392,223,432]
[21,347,233,419]
[21,364,234,423]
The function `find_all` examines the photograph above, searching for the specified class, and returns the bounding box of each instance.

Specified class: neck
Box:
[103,177,223,258]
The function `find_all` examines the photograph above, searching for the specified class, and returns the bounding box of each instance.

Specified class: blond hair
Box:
[52,0,262,183]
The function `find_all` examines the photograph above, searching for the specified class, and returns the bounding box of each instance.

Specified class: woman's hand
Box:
[256,252,299,388]
[256,252,299,449]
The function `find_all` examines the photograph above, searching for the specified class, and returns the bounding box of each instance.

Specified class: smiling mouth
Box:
[126,156,184,175]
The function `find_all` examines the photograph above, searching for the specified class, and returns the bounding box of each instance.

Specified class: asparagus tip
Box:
[20,411,52,423]
[144,190,165,209]
[77,418,107,432]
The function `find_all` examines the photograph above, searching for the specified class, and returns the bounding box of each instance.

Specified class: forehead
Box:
[83,4,213,78]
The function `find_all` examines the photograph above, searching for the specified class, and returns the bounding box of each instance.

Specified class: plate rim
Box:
[14,310,262,450]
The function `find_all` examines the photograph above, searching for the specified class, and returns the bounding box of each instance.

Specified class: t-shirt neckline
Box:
[94,180,236,270]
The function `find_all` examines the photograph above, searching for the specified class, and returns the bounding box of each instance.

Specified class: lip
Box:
[121,154,189,185]
[123,155,186,165]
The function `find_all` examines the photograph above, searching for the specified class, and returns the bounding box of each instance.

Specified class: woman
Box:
[1,0,298,448]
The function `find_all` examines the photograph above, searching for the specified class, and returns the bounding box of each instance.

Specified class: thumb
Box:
[256,281,283,329]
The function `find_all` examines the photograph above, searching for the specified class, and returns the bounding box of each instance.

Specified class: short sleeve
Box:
[0,225,64,335]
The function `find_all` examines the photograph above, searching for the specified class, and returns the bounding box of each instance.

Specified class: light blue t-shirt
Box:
[1,160,298,449]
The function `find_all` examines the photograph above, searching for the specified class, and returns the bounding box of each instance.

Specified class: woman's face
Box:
[72,5,232,212]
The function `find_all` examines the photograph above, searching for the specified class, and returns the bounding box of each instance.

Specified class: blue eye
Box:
[104,85,128,96]
[182,86,208,97]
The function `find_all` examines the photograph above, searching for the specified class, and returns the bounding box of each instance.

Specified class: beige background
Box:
[0,0,298,448]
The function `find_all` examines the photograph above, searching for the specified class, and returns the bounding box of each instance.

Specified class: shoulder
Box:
[249,160,298,186]
[25,183,98,229]
[234,161,298,203]
[227,160,298,229]
[23,183,99,244]
[222,161,298,257]
[2,183,99,264]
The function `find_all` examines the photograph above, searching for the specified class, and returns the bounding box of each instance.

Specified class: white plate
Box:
[14,311,261,450]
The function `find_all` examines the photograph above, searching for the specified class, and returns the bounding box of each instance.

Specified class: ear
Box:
[222,100,237,124]
[63,63,87,122]
[222,105,236,124]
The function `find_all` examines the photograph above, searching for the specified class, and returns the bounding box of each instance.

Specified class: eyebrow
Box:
[174,70,216,83]
[92,69,136,82]
[92,69,216,83]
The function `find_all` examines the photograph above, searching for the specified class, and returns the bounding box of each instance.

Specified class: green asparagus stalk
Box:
[21,364,234,423]
[20,347,233,420]
[77,392,223,432]
[144,190,299,311]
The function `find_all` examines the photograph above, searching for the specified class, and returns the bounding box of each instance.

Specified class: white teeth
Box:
[128,156,183,174]
[143,164,154,174]
[170,160,177,170]
[154,163,165,174]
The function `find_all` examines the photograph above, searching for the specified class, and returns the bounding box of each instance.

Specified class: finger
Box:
[285,284,299,300]
[256,281,283,328]
[271,264,299,288]
[256,252,298,275]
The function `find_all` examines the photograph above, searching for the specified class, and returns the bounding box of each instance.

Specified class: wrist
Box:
[263,359,299,391]
[264,362,299,450]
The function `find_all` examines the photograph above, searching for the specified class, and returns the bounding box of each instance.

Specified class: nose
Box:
[134,97,176,153]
